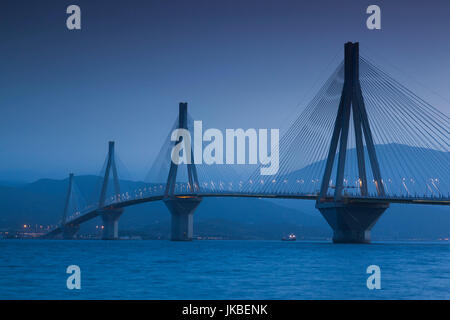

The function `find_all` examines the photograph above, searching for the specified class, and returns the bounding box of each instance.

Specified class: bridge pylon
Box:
[163,102,202,241]
[98,141,124,240]
[62,223,80,240]
[61,173,80,239]
[316,42,389,243]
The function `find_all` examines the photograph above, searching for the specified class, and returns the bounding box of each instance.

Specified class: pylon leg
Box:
[100,208,123,240]
[62,224,80,240]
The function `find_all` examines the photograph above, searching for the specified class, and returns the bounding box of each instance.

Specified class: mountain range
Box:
[0,175,448,240]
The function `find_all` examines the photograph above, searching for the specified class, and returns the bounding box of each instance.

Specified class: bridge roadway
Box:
[43,193,449,238]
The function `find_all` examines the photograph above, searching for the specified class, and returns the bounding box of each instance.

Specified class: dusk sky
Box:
[0,0,449,181]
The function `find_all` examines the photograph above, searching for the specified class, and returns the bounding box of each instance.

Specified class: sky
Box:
[0,0,449,182]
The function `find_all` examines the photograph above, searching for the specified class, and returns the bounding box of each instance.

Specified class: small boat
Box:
[282,233,296,241]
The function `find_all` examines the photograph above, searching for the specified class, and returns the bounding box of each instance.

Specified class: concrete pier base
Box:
[163,196,202,241]
[100,208,123,240]
[62,223,80,240]
[316,201,389,243]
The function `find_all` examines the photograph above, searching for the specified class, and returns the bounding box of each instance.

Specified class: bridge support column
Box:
[316,42,388,244]
[62,223,80,240]
[316,202,389,243]
[100,208,123,240]
[164,197,202,241]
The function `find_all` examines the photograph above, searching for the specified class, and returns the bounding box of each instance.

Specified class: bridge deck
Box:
[42,193,449,238]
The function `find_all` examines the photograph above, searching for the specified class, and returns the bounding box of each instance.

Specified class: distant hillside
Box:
[0,175,449,240]
[0,176,329,239]
[0,143,448,240]
[271,200,450,240]
[119,197,329,240]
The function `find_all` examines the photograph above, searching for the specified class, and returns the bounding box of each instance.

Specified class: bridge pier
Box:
[164,197,202,241]
[100,208,123,240]
[316,42,389,244]
[62,223,80,240]
[316,202,389,243]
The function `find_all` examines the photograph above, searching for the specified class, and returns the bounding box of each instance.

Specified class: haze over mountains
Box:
[274,143,450,197]
[0,175,448,240]
[0,144,448,240]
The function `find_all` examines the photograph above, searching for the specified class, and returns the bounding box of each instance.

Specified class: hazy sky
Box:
[0,0,449,181]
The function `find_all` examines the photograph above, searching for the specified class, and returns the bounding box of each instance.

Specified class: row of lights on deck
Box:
[63,176,446,223]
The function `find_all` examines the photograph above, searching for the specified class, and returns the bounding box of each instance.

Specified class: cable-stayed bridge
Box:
[43,42,449,243]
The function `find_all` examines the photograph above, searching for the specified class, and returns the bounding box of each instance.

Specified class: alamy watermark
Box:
[66,265,81,290]
[66,5,81,30]
[170,121,279,175]
[366,5,381,30]
[366,265,381,290]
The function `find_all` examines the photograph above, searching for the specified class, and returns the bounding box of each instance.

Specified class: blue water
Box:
[0,240,449,299]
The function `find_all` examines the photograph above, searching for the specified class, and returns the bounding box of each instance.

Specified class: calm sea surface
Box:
[0,240,449,299]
